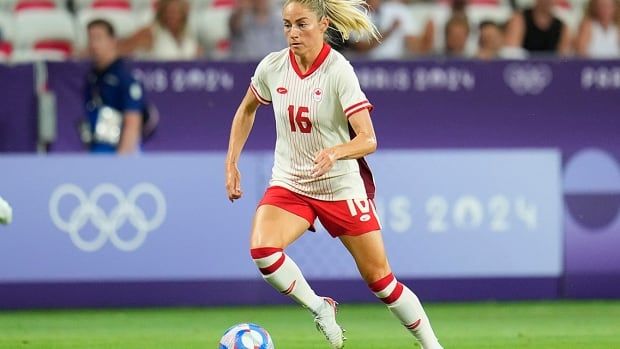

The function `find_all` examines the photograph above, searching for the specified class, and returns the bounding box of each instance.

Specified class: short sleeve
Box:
[122,76,145,113]
[336,63,373,118]
[250,57,272,105]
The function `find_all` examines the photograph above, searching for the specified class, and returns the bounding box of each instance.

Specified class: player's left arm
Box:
[312,110,377,178]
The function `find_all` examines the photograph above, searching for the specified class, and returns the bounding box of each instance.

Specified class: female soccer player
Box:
[225,1,442,348]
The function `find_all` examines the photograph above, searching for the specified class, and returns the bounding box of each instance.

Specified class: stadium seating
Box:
[11,0,76,61]
[5,0,66,11]
[191,0,234,59]
[130,0,156,26]
[0,0,605,61]
[0,12,15,42]
[0,41,13,62]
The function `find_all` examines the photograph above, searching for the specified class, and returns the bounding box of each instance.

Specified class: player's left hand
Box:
[312,148,338,178]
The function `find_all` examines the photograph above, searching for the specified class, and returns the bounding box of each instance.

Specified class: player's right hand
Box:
[225,164,243,202]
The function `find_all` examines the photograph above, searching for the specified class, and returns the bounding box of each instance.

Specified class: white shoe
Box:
[313,297,346,349]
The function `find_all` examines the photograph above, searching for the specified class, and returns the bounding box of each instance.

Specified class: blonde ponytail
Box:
[284,0,380,42]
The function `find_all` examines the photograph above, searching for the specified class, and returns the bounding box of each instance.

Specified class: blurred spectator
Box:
[420,0,469,55]
[504,0,571,56]
[575,0,620,57]
[119,0,201,60]
[348,0,418,59]
[229,0,287,60]
[444,14,471,57]
[83,19,146,154]
[477,20,504,59]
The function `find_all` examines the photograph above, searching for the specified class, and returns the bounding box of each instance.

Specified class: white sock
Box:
[369,273,442,349]
[251,247,324,313]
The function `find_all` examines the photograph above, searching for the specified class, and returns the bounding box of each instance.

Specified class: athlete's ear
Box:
[319,16,329,33]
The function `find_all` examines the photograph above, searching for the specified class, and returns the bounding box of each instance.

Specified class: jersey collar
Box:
[93,57,123,76]
[289,43,332,80]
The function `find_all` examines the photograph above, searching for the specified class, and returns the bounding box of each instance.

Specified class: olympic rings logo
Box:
[49,183,166,252]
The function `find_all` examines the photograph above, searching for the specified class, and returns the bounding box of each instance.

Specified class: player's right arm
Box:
[225,87,262,202]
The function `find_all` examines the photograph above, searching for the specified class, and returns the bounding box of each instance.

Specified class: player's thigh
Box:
[251,204,310,249]
[339,230,392,284]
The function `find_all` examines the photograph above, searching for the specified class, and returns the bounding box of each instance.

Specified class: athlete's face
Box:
[282,2,328,56]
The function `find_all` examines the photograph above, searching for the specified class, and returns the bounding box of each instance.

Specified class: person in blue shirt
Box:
[83,19,146,154]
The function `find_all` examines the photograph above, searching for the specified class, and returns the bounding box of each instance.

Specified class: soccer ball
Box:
[218,323,274,349]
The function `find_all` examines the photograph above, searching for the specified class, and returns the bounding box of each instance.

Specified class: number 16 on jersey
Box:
[288,105,312,133]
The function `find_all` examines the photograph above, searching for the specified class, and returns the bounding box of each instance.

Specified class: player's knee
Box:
[250,227,285,250]
[250,247,285,275]
[362,266,392,285]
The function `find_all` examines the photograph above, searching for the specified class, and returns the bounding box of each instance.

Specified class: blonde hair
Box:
[284,0,380,43]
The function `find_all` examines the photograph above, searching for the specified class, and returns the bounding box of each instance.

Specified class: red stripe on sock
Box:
[405,319,421,330]
[250,247,283,259]
[381,282,404,304]
[259,254,286,275]
[281,280,296,295]
[368,273,395,293]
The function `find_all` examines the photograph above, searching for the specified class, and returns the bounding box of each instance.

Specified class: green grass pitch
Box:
[1,300,619,348]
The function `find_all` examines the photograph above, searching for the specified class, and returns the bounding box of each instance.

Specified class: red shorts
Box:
[258,186,381,238]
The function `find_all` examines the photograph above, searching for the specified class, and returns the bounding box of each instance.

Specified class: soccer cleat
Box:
[313,297,346,348]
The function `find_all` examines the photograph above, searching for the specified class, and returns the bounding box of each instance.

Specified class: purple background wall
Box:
[42,60,620,159]
[0,64,37,152]
[1,60,619,307]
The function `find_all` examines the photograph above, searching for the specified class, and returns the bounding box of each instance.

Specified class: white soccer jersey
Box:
[250,44,375,201]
